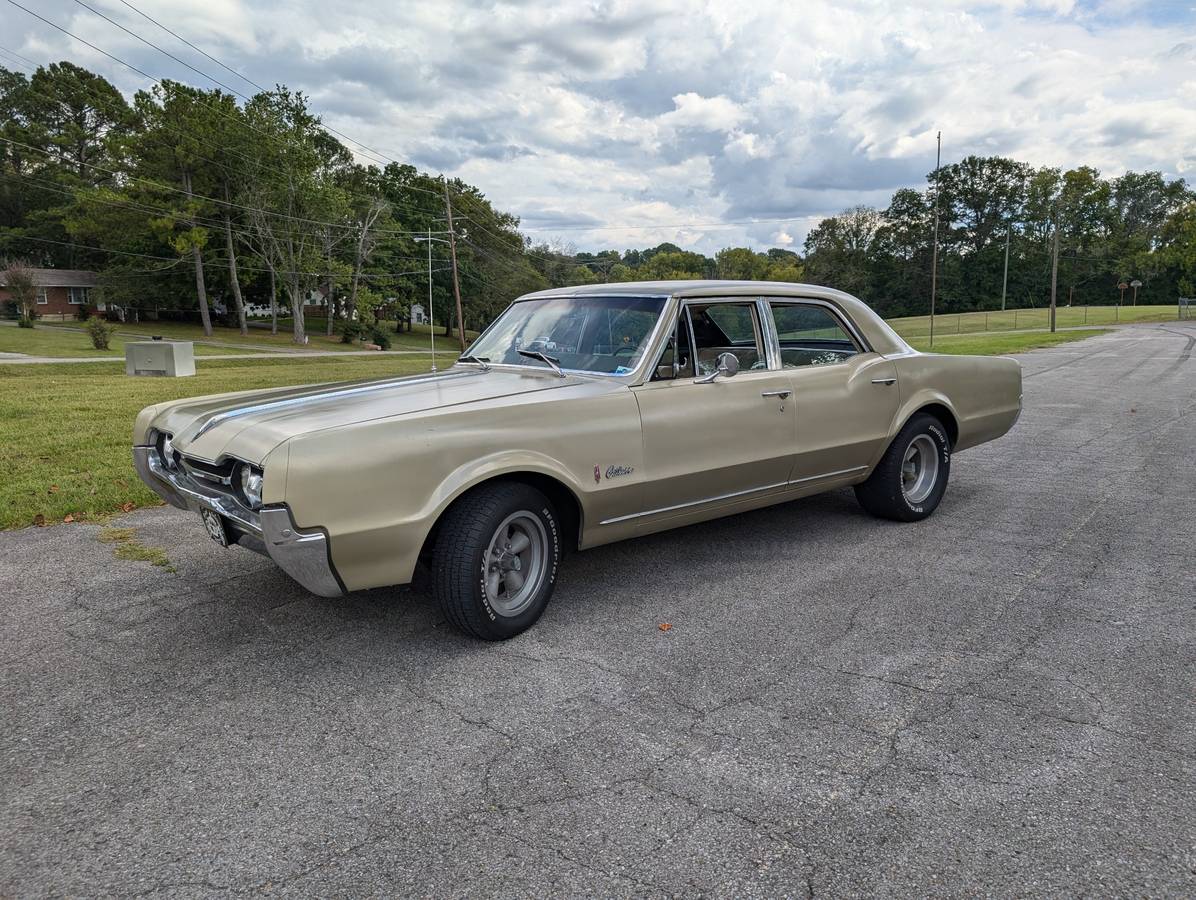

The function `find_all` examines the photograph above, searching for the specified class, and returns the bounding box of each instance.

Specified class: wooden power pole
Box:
[443,180,467,352]
[929,131,942,348]
[1049,203,1060,333]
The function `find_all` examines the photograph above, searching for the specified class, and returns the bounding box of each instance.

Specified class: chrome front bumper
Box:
[132,446,345,597]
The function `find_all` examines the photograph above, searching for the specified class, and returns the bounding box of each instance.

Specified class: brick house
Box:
[0,268,102,320]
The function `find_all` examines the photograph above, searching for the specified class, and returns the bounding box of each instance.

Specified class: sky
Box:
[2,0,1195,254]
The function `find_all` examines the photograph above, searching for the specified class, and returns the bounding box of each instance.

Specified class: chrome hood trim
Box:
[191,369,479,440]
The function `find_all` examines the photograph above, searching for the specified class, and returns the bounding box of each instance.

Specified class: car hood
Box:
[155,367,595,463]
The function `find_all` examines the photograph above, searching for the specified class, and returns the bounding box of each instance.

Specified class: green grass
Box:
[0,324,250,358]
[887,304,1178,339]
[51,318,479,354]
[907,328,1111,355]
[0,354,434,530]
[99,525,175,571]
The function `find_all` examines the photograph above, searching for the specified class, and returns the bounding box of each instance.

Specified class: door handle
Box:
[761,389,791,398]
[871,378,896,385]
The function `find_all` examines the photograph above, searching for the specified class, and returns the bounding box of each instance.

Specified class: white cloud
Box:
[5,0,1195,253]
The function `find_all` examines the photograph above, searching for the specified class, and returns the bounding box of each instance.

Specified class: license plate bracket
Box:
[200,508,231,548]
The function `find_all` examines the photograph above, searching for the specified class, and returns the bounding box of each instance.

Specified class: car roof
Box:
[514,279,911,357]
[518,280,834,300]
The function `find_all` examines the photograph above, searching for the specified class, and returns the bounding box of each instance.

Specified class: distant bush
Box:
[338,320,364,344]
[85,316,116,349]
[17,316,34,329]
[369,324,391,350]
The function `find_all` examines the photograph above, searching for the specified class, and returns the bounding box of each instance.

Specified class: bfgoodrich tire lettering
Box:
[854,412,952,522]
[431,481,561,640]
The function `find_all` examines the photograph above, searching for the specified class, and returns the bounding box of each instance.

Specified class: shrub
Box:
[338,320,364,344]
[17,316,34,329]
[85,316,116,349]
[369,324,392,350]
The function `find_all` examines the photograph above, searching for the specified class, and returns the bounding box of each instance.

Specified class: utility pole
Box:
[1000,224,1011,311]
[425,227,437,371]
[443,180,467,352]
[1049,203,1059,333]
[929,131,942,348]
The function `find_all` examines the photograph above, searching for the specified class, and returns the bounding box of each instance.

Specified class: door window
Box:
[769,303,859,368]
[652,311,695,380]
[688,302,765,375]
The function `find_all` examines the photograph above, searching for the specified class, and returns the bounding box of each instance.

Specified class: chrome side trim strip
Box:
[190,370,478,440]
[787,464,868,485]
[599,480,790,525]
[597,464,871,526]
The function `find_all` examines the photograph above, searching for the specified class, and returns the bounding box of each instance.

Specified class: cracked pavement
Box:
[2,323,1194,896]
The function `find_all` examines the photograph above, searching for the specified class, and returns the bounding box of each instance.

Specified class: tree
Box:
[1,259,37,321]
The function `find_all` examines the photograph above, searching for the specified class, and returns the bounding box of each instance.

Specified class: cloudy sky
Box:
[3,0,1195,253]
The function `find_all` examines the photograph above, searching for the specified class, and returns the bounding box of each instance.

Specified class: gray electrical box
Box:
[125,340,196,377]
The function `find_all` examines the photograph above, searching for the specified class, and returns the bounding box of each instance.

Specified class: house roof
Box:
[0,268,98,288]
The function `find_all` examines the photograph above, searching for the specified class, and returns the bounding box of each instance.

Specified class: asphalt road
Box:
[2,323,1194,897]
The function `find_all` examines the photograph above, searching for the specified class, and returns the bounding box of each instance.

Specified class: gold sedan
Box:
[133,281,1022,640]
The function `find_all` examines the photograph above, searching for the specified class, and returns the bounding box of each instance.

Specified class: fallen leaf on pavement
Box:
[120,502,136,513]
[63,514,75,523]
[658,622,673,632]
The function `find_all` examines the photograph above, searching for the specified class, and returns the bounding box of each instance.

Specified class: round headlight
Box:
[239,465,264,509]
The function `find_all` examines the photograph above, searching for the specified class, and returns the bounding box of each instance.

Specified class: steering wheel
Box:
[613,346,638,357]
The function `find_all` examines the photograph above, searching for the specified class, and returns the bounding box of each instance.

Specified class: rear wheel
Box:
[431,482,561,640]
[854,413,951,521]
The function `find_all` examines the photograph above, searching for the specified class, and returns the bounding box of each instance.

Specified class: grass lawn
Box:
[888,304,1178,339]
[53,317,479,354]
[906,328,1111,355]
[0,354,433,530]
[0,324,260,358]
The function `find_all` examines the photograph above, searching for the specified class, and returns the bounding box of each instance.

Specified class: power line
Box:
[115,0,264,94]
[3,58,446,228]
[0,136,451,237]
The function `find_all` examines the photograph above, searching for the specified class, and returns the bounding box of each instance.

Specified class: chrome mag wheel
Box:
[483,510,549,617]
[901,433,940,504]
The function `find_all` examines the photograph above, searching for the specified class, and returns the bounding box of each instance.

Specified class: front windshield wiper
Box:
[517,349,566,378]
[457,354,490,370]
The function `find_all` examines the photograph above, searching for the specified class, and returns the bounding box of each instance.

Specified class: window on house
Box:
[36,288,48,305]
[68,287,89,305]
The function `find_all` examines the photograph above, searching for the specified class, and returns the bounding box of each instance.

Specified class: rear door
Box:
[766,300,900,482]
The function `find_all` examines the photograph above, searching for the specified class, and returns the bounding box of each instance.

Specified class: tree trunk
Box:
[192,244,212,336]
[223,213,248,335]
[325,275,335,336]
[269,264,278,335]
[289,275,305,343]
[181,170,212,336]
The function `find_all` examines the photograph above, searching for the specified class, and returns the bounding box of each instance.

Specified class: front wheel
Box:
[854,413,952,521]
[431,482,561,640]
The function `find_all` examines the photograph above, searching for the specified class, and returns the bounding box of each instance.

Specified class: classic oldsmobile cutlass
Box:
[133,281,1021,639]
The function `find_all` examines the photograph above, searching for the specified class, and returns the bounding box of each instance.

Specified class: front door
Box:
[630,300,796,522]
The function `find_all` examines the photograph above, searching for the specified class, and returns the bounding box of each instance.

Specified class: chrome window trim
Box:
[462,293,674,381]
[764,297,872,357]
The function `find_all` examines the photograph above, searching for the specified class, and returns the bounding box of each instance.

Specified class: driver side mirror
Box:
[695,351,740,384]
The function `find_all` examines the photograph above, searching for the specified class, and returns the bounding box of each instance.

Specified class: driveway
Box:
[2,324,1193,896]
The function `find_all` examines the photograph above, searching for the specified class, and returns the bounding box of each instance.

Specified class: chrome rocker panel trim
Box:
[132,446,345,597]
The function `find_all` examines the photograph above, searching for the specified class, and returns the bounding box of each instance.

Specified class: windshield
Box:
[463,295,666,375]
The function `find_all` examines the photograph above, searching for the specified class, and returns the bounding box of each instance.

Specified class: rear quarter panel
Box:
[892,352,1022,452]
